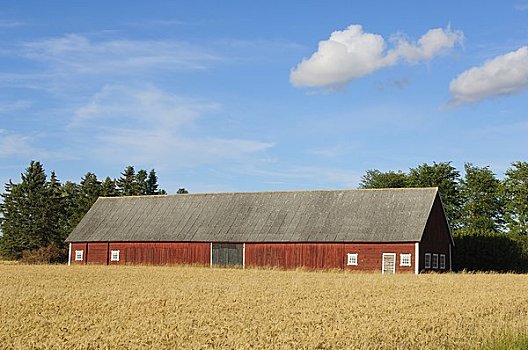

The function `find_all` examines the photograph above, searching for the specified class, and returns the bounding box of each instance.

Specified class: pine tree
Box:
[45,171,66,246]
[61,181,80,239]
[74,172,101,225]
[136,169,148,195]
[146,169,159,195]
[101,177,118,197]
[117,166,139,196]
[0,161,51,258]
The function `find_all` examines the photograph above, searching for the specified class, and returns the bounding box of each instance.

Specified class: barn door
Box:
[212,243,243,267]
[382,253,396,274]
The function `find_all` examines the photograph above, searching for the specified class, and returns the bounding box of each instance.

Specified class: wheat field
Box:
[0,264,527,350]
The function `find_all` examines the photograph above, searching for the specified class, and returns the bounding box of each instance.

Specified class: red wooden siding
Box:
[71,242,210,266]
[87,242,108,264]
[420,195,452,271]
[245,242,416,272]
[109,242,210,266]
[70,242,88,265]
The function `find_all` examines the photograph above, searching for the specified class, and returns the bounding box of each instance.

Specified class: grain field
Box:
[0,264,527,349]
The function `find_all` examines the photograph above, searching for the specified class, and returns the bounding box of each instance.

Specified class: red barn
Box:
[65,188,453,273]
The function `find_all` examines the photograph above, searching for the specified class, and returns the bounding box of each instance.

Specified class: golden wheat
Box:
[0,265,527,349]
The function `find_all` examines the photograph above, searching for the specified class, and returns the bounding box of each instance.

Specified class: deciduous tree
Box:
[408,162,462,228]
[459,163,503,233]
[359,169,408,189]
[503,161,528,235]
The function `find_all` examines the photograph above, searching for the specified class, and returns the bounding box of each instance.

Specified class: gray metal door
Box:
[212,243,243,267]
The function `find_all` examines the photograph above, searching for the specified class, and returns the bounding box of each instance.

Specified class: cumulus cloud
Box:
[290,25,463,88]
[449,46,528,105]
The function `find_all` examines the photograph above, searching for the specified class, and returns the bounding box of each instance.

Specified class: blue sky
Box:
[1,1,527,193]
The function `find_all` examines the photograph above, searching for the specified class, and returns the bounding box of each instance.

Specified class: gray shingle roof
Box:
[66,188,439,243]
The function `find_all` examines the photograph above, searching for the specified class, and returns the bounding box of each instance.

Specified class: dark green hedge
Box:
[452,231,528,272]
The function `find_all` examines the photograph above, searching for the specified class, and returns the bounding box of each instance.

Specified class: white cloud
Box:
[237,163,361,188]
[71,84,216,127]
[0,99,32,113]
[0,130,44,158]
[0,20,24,28]
[21,34,222,75]
[449,46,528,105]
[72,85,274,166]
[290,25,463,88]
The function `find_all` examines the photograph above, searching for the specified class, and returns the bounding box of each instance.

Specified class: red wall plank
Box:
[98,242,211,266]
[87,242,108,264]
[70,243,87,265]
[245,243,415,272]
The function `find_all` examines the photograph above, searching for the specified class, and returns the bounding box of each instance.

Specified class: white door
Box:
[382,253,396,274]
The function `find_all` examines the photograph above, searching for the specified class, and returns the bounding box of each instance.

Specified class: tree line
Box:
[0,161,187,261]
[360,161,528,271]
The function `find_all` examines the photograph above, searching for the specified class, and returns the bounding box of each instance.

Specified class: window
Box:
[110,250,120,262]
[347,253,358,266]
[400,254,412,267]
[432,254,439,269]
[440,254,446,269]
[75,250,83,261]
[425,253,431,269]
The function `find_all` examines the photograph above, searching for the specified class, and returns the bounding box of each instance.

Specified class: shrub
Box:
[20,245,67,264]
[453,230,528,273]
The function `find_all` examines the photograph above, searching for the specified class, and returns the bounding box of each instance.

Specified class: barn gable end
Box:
[419,193,454,271]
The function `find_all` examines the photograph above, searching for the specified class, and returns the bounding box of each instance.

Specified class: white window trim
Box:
[400,254,412,267]
[75,250,83,261]
[432,254,439,269]
[440,254,446,270]
[110,250,120,262]
[347,253,358,266]
[424,253,431,269]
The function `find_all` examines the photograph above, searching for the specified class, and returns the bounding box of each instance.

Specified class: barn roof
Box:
[66,188,441,243]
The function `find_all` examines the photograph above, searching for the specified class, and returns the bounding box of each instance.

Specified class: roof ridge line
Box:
[98,187,439,199]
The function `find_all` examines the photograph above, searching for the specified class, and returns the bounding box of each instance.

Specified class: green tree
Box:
[136,169,148,195]
[503,161,528,235]
[101,177,118,197]
[359,169,408,189]
[45,171,67,246]
[176,188,189,194]
[61,181,80,238]
[0,161,53,258]
[459,163,503,233]
[74,172,101,225]
[117,166,139,196]
[408,162,461,228]
[146,169,159,195]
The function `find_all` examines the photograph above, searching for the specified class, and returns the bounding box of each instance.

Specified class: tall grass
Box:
[0,265,527,349]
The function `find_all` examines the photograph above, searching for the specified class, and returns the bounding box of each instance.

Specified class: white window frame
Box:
[400,254,412,267]
[110,250,120,262]
[440,254,446,269]
[424,253,431,269]
[75,250,83,261]
[432,254,439,269]
[347,253,358,266]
